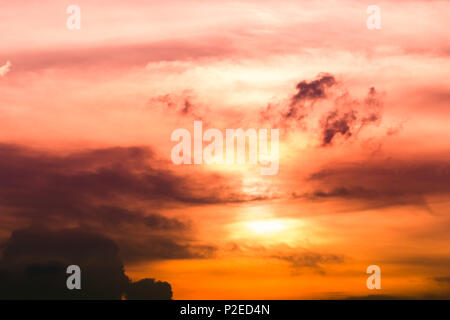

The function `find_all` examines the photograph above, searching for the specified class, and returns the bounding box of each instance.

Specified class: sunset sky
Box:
[0,0,450,299]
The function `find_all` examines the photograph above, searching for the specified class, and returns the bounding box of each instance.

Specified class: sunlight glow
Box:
[246,220,286,234]
[227,216,306,246]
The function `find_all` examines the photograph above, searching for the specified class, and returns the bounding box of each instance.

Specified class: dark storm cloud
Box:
[263,73,337,126]
[320,87,382,146]
[0,227,173,299]
[259,74,383,147]
[288,72,336,120]
[321,110,357,146]
[125,278,173,300]
[303,160,450,209]
[0,143,227,262]
[0,143,255,214]
[294,186,379,200]
[0,227,129,299]
[88,206,186,231]
[309,161,450,195]
[259,73,337,128]
[81,205,214,263]
[291,73,336,105]
[118,234,215,263]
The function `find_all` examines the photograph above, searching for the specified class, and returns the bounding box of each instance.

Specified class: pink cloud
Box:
[0,60,11,76]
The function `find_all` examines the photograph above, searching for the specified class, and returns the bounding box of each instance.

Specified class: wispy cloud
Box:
[0,60,11,76]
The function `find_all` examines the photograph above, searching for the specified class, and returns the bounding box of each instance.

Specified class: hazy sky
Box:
[0,0,449,299]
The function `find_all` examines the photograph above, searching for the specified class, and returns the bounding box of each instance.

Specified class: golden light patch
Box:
[246,219,287,234]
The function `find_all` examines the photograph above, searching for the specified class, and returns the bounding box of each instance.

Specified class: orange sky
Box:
[0,0,450,299]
